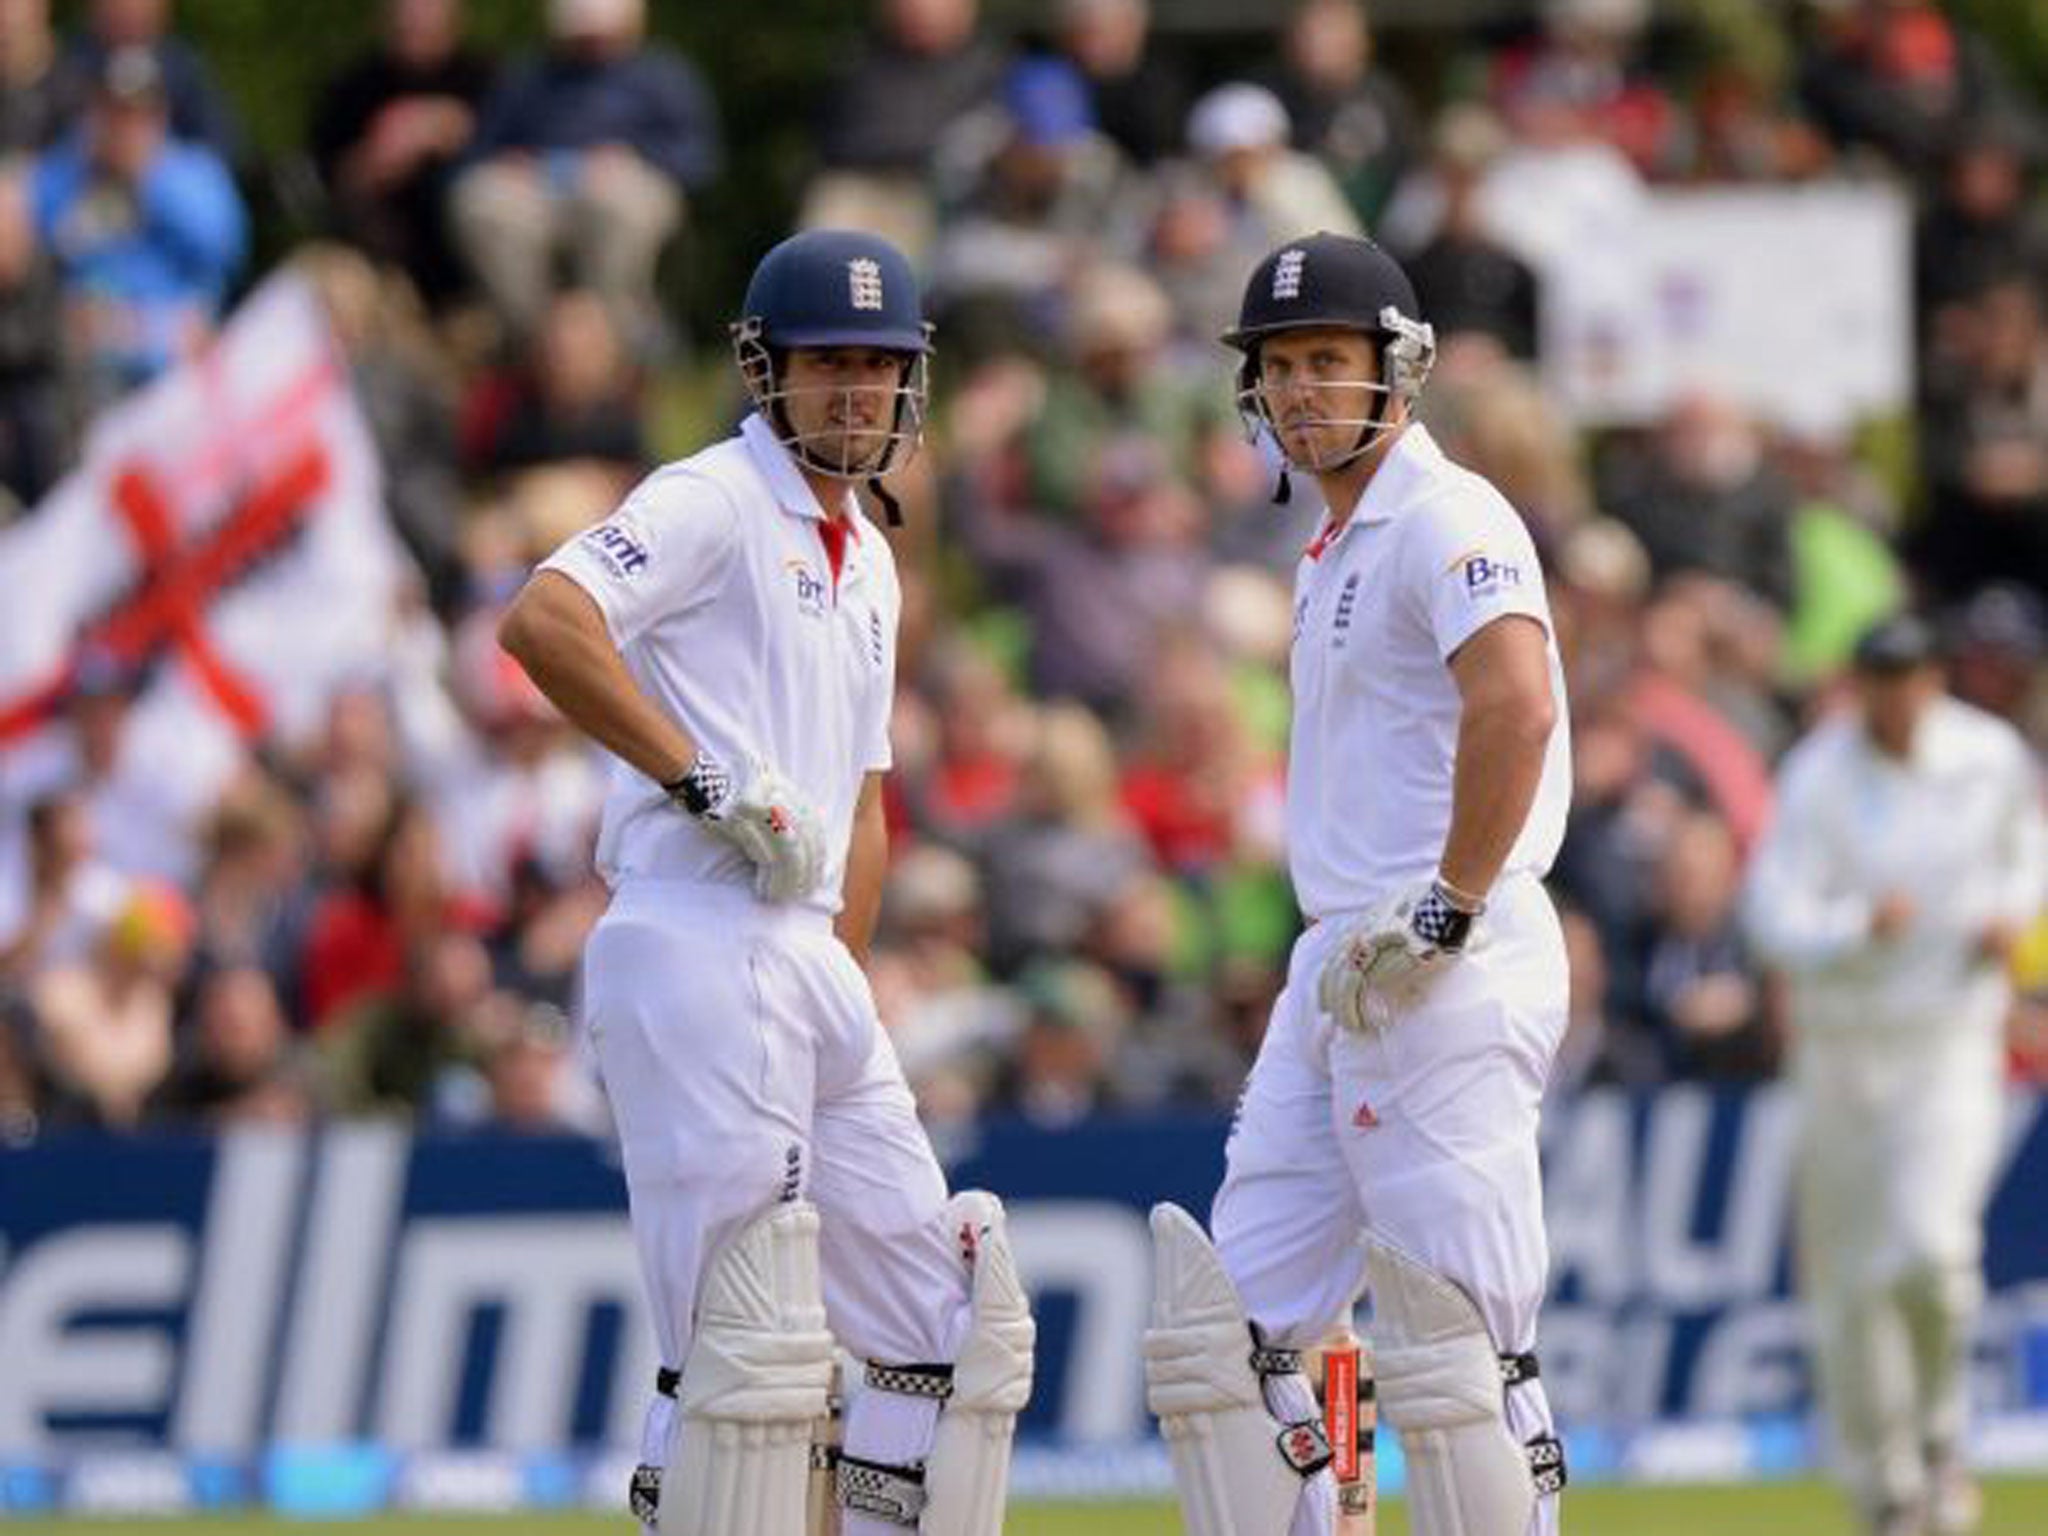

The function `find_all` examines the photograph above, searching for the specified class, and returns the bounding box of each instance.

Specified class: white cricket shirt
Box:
[1744,695,2046,1035]
[540,413,898,911]
[1286,424,1571,919]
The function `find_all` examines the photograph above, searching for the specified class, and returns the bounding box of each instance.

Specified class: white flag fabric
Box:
[0,274,409,815]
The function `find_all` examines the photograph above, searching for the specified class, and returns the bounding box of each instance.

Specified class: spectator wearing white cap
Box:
[1185,81,1359,255]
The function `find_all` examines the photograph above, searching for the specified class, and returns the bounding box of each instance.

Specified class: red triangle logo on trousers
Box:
[1354,1099,1380,1129]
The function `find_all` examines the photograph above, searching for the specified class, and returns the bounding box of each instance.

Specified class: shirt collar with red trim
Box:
[740,411,861,533]
[1302,423,1441,559]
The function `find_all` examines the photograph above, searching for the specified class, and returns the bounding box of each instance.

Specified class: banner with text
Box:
[2,1087,2046,1466]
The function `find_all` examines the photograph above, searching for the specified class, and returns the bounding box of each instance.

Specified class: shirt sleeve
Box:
[538,468,740,648]
[1412,487,1552,662]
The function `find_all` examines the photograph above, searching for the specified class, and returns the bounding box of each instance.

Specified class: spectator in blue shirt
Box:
[29,45,245,403]
[448,0,721,358]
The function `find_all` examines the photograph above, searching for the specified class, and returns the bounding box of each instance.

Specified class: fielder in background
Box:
[1145,230,1572,1536]
[1745,614,2048,1536]
[499,228,1032,1536]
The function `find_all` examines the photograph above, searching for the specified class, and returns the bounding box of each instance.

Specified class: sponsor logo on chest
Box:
[786,557,828,618]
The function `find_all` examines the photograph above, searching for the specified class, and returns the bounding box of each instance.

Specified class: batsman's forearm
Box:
[499,573,697,787]
[836,777,887,964]
[1438,698,1552,900]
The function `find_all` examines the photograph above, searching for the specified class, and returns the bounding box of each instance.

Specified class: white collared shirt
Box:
[1745,694,2047,1034]
[1285,424,1571,919]
[539,413,898,908]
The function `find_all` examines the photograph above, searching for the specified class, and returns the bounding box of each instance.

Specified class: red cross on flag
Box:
[0,274,409,812]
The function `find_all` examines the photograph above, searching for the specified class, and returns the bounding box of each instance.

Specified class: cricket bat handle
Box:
[1321,1326,1377,1536]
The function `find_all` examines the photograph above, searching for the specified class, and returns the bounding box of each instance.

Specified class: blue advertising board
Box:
[2,1087,2045,1505]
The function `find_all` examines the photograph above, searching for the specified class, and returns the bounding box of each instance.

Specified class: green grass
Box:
[33,1478,2048,1535]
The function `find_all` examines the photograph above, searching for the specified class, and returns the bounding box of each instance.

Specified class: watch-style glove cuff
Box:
[663,752,732,819]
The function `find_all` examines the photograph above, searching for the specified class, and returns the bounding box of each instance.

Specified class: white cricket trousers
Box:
[1792,1020,2005,1522]
[582,878,974,1521]
[1213,873,1569,1536]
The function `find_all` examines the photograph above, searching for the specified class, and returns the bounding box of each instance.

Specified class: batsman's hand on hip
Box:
[668,751,827,902]
[1317,879,1479,1034]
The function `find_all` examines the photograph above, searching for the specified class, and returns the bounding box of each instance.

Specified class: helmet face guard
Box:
[731,318,933,479]
[1223,233,1437,476]
[731,228,935,482]
[1234,305,1437,473]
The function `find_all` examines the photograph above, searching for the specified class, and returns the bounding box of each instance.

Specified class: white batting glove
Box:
[1316,880,1480,1034]
[667,752,827,903]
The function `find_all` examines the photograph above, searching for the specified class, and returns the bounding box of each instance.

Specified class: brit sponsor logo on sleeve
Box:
[868,606,885,668]
[582,522,650,579]
[1448,549,1522,599]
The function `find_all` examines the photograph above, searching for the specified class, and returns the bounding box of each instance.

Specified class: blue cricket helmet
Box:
[730,229,934,498]
[1223,231,1437,480]
[737,228,932,354]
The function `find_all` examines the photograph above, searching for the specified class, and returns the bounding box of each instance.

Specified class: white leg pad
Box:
[1144,1203,1333,1536]
[1366,1239,1533,1536]
[661,1201,837,1536]
[920,1191,1037,1534]
[807,1356,846,1536]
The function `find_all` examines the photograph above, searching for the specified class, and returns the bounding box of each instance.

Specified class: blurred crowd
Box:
[1,0,2046,1144]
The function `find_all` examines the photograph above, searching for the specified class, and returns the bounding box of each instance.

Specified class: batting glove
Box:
[667,752,827,903]
[1316,880,1480,1034]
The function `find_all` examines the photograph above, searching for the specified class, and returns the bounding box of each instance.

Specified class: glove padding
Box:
[1316,880,1478,1035]
[701,757,828,903]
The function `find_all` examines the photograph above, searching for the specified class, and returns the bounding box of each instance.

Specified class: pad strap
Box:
[1248,1342,1304,1377]
[1528,1433,1568,1496]
[1499,1352,1541,1387]
[1498,1353,1564,1493]
[837,1453,926,1527]
[865,1359,957,1401]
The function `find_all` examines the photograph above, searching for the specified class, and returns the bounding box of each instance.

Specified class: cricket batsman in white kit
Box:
[1145,232,1573,1536]
[500,229,1033,1536]
[1745,614,2047,1536]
